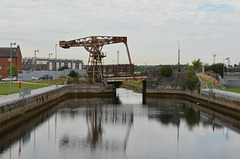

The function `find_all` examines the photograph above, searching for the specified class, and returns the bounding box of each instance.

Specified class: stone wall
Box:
[146,89,240,119]
[146,72,185,90]
[0,84,115,135]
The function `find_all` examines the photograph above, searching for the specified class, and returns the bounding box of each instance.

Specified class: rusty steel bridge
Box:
[59,36,140,83]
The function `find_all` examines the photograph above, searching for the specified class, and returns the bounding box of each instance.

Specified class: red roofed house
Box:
[0,45,22,78]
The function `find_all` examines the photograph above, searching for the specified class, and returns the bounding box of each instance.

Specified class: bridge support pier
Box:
[142,80,146,105]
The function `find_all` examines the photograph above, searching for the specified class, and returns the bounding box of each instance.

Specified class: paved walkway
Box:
[0,85,64,106]
[1,86,240,106]
[201,89,240,98]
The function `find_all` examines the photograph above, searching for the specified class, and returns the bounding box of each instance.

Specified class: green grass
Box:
[26,79,65,85]
[0,82,51,95]
[198,76,221,89]
[220,89,240,93]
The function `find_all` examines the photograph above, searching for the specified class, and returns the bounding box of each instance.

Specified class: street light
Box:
[226,57,230,69]
[213,54,217,64]
[117,51,119,75]
[34,50,39,88]
[10,42,16,92]
[177,41,181,72]
[117,51,119,65]
[55,44,57,79]
[223,57,230,88]
[49,53,52,84]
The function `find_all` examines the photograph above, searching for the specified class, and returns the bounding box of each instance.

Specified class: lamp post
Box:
[117,51,119,65]
[213,54,217,64]
[144,62,147,75]
[49,53,52,84]
[117,51,119,75]
[55,44,57,79]
[223,58,225,78]
[10,42,16,92]
[34,50,39,88]
[223,57,230,88]
[177,41,181,72]
[226,57,230,71]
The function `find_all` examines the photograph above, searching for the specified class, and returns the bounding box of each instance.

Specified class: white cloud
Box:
[0,0,240,65]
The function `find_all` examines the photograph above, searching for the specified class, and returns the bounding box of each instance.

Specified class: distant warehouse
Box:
[22,57,84,71]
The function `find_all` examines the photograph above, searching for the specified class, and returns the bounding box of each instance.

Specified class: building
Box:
[224,67,240,89]
[22,57,84,71]
[0,45,22,78]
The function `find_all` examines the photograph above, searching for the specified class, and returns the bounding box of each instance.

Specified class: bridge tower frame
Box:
[59,36,134,83]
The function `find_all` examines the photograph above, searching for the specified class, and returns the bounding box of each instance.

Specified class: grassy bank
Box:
[197,73,221,89]
[220,89,240,93]
[26,79,65,85]
[0,82,51,95]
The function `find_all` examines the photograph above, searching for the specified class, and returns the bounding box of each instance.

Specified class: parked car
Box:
[1,77,17,82]
[12,77,17,81]
[32,76,40,80]
[39,75,53,80]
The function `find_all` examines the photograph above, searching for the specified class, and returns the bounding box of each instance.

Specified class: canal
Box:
[1,88,240,159]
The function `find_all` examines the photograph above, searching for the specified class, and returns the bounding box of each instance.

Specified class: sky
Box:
[1,0,240,66]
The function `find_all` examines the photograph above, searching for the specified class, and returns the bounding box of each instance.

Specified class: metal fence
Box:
[18,69,86,81]
[224,72,240,89]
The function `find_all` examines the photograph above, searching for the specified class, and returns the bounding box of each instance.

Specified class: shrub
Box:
[160,65,173,77]
[58,66,69,71]
[68,70,78,78]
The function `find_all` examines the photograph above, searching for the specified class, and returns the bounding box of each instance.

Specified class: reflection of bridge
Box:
[59,102,134,152]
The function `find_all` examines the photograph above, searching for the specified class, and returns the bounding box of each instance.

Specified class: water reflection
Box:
[146,97,240,137]
[1,89,240,159]
[58,100,134,153]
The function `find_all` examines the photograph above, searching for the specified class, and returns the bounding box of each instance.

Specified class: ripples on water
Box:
[1,88,240,159]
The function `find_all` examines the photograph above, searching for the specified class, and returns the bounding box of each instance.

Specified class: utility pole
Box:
[117,51,119,76]
[223,57,230,88]
[55,44,57,70]
[117,51,119,65]
[55,44,57,80]
[49,53,52,84]
[177,41,181,72]
[213,54,216,64]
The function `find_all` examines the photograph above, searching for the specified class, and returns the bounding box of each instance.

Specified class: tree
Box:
[68,70,78,78]
[6,64,18,77]
[181,70,200,91]
[205,63,225,77]
[160,65,173,77]
[58,66,69,71]
[192,59,202,71]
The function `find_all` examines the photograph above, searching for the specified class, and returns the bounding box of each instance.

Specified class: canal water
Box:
[1,88,240,159]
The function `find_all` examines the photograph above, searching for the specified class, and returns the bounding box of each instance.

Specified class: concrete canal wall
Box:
[0,84,115,135]
[146,89,240,119]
